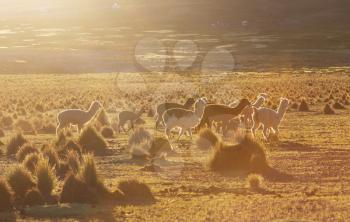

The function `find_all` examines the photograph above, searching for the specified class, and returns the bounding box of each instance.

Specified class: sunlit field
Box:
[1,1,350,222]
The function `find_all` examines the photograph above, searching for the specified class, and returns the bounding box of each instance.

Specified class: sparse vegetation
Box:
[0,179,13,211]
[16,143,39,162]
[78,126,108,155]
[36,159,57,198]
[6,133,27,155]
[7,166,35,198]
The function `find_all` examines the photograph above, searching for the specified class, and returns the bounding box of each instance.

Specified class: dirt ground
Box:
[0,70,349,221]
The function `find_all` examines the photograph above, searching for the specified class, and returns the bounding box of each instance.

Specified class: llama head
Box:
[89,101,103,113]
[238,98,251,109]
[184,98,196,108]
[277,98,289,116]
[194,97,208,116]
[253,96,266,108]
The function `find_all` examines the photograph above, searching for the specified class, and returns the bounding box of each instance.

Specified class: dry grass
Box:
[24,189,44,206]
[16,143,39,162]
[78,126,108,155]
[35,159,57,198]
[23,153,40,174]
[6,133,27,155]
[196,128,219,150]
[117,180,155,203]
[247,174,264,191]
[0,179,13,211]
[208,133,269,174]
[6,165,35,198]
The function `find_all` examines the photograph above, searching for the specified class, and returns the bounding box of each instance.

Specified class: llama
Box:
[56,101,102,135]
[154,97,195,129]
[162,97,207,140]
[240,94,267,126]
[251,98,289,140]
[118,108,145,133]
[196,98,251,131]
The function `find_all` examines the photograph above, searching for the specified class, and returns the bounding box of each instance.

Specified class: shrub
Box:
[298,99,309,112]
[208,133,269,173]
[42,145,60,170]
[36,159,57,198]
[7,166,35,198]
[6,133,27,155]
[16,143,39,162]
[333,101,346,110]
[0,128,5,138]
[23,153,40,174]
[14,119,35,133]
[101,126,114,138]
[0,116,13,129]
[24,189,44,206]
[247,174,264,191]
[196,128,219,150]
[58,140,82,158]
[324,104,335,115]
[60,174,98,204]
[148,137,174,158]
[67,151,81,174]
[128,127,152,147]
[117,180,155,203]
[78,154,101,188]
[0,179,13,211]
[78,126,108,155]
[96,109,110,126]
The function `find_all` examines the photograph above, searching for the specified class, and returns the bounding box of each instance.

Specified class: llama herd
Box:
[56,93,289,142]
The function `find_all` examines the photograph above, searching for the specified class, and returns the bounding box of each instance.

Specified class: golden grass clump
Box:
[298,99,310,112]
[36,159,57,198]
[196,128,219,150]
[24,189,44,206]
[14,119,35,134]
[6,133,27,155]
[208,132,269,173]
[60,174,98,204]
[42,145,60,169]
[100,126,114,138]
[148,137,174,158]
[7,165,35,198]
[16,143,39,162]
[66,150,81,174]
[23,153,40,173]
[247,174,264,191]
[0,179,14,211]
[58,140,82,158]
[79,154,101,188]
[128,127,152,147]
[117,180,155,203]
[78,126,108,155]
[324,103,336,115]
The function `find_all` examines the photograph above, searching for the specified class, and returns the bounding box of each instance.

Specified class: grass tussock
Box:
[7,165,35,198]
[24,189,44,206]
[23,153,40,174]
[16,143,39,162]
[42,145,60,170]
[247,174,264,191]
[0,128,5,138]
[324,103,336,115]
[128,127,152,147]
[148,137,174,158]
[6,133,27,155]
[196,128,219,150]
[117,180,155,203]
[0,179,13,211]
[207,131,269,174]
[298,99,310,112]
[78,154,102,188]
[101,126,114,138]
[78,126,108,155]
[36,159,57,198]
[66,150,81,174]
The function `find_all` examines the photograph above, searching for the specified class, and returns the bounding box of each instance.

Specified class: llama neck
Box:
[233,103,247,114]
[194,104,205,118]
[87,106,99,118]
[277,105,288,120]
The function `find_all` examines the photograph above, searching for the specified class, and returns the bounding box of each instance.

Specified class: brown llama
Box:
[155,97,195,129]
[196,98,251,131]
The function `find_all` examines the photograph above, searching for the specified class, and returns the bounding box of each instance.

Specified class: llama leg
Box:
[56,123,62,135]
[187,129,193,140]
[177,128,185,141]
[251,121,259,137]
[165,126,171,139]
[262,125,269,141]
